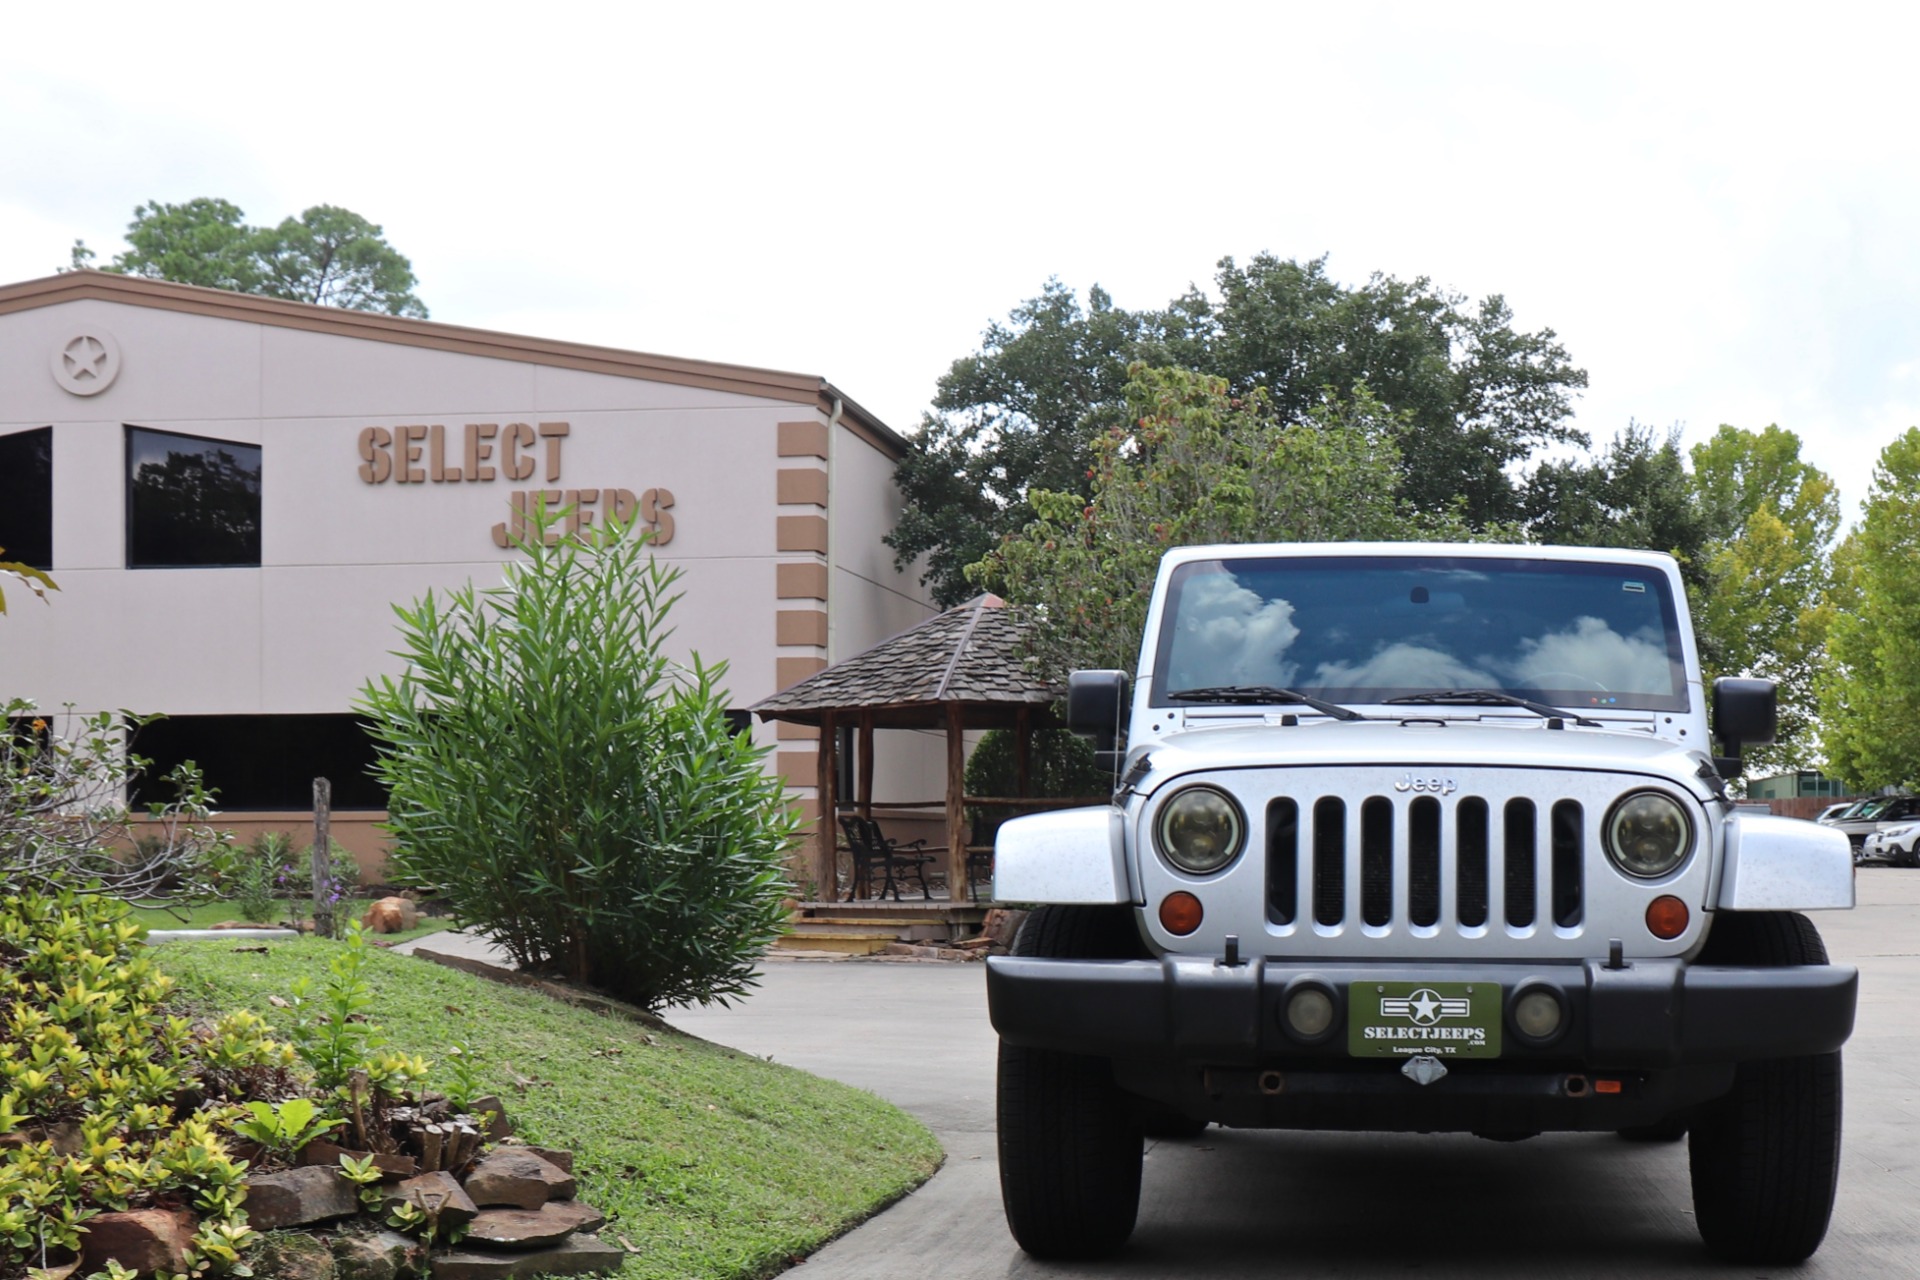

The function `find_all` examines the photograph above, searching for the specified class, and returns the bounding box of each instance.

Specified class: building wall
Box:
[0,288,939,876]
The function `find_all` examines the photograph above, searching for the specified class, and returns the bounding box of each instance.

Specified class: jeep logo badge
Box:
[1394,774,1458,795]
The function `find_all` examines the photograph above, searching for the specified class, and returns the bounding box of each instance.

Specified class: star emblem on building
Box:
[61,336,108,382]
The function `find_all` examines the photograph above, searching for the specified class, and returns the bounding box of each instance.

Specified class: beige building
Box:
[0,271,938,877]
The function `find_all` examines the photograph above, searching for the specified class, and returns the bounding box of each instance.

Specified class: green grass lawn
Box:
[128,899,454,946]
[156,939,943,1280]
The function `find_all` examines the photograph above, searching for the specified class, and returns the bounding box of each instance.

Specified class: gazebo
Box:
[751,593,1061,904]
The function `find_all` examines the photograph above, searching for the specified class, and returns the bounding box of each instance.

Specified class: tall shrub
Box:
[358,507,796,1009]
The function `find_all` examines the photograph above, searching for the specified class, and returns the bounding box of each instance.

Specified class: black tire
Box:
[996,906,1145,1258]
[1687,911,1843,1264]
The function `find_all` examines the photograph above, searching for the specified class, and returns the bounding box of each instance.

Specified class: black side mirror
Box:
[1067,670,1130,773]
[1712,677,1777,778]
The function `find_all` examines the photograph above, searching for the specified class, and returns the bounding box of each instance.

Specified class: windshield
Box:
[1152,553,1690,713]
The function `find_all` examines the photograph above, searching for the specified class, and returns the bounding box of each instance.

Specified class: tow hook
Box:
[1401,1055,1448,1087]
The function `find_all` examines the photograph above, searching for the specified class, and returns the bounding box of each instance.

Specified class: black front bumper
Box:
[986,954,1857,1068]
[987,954,1857,1132]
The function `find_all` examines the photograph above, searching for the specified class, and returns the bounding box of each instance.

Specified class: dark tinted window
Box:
[128,715,387,811]
[126,427,261,567]
[0,427,53,570]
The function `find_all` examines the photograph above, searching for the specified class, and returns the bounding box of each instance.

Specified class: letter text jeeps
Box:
[987,543,1856,1264]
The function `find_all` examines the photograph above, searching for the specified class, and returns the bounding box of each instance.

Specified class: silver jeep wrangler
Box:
[987,542,1856,1264]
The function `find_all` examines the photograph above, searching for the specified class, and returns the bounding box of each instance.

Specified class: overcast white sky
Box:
[6,2,1916,523]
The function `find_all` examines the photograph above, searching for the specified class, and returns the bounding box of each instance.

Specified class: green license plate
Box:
[1348,981,1502,1058]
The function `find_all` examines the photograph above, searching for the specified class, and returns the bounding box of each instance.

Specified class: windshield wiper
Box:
[1382,689,1602,728]
[1167,685,1367,722]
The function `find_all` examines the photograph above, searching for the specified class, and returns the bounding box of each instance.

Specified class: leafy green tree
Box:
[358,504,795,1009]
[254,205,429,316]
[887,282,1146,606]
[1819,429,1920,789]
[968,365,1489,681]
[891,257,1586,605]
[1524,424,1714,588]
[72,199,427,317]
[1689,425,1839,774]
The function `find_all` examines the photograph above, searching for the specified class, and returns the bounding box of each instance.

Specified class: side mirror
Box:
[1712,677,1777,778]
[1067,670,1130,773]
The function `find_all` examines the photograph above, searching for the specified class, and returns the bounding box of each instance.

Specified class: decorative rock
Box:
[362,896,421,933]
[467,1094,514,1139]
[428,1233,625,1278]
[244,1165,361,1229]
[331,1228,430,1280]
[520,1145,572,1174]
[300,1139,419,1179]
[250,1231,336,1280]
[465,1199,608,1249]
[79,1208,198,1275]
[382,1169,479,1229]
[462,1148,575,1207]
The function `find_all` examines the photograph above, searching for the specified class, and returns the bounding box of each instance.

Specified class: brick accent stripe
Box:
[776,467,829,507]
[777,420,829,459]
[776,608,828,647]
[776,656,827,689]
[776,514,829,553]
[777,562,829,599]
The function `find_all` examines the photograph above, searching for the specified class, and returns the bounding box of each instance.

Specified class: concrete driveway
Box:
[665,870,1920,1279]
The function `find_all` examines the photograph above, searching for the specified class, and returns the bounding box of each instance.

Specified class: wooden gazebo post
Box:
[945,702,967,901]
[814,709,837,901]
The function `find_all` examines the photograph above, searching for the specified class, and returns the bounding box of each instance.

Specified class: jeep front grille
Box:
[1268,792,1585,932]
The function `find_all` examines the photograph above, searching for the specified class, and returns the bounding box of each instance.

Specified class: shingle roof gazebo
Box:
[752,593,1060,902]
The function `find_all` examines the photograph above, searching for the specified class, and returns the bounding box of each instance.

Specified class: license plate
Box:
[1348,981,1502,1058]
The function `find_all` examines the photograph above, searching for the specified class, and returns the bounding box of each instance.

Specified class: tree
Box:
[1818,429,1920,790]
[359,504,795,1009]
[1,701,232,901]
[1688,426,1839,775]
[72,199,427,317]
[968,365,1489,681]
[891,257,1586,605]
[1523,424,1714,590]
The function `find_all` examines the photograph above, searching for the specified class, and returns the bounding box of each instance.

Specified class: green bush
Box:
[359,505,797,1010]
[0,889,261,1275]
[964,724,1111,844]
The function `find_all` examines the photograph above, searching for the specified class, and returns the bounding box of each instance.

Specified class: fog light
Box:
[1285,986,1335,1040]
[1513,987,1565,1042]
[1646,895,1690,940]
[1159,891,1203,936]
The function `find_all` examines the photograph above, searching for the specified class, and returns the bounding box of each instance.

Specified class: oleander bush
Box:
[359,504,796,1010]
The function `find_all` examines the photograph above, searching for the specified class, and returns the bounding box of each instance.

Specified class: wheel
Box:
[1616,1115,1688,1142]
[1687,911,1842,1264]
[996,905,1145,1258]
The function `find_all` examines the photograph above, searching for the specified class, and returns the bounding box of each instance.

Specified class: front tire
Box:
[1687,911,1843,1264]
[996,906,1145,1258]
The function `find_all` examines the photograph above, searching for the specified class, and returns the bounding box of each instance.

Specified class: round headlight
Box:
[1604,791,1693,878]
[1155,786,1246,875]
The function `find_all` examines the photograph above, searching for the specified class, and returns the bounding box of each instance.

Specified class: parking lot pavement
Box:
[663,871,1920,1280]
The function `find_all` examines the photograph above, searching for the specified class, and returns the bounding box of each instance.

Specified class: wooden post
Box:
[945,703,967,902]
[857,712,875,820]
[814,710,837,902]
[312,778,334,940]
[1015,704,1033,798]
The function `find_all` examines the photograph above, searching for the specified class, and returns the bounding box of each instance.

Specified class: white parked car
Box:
[1862,820,1920,867]
[1825,796,1920,855]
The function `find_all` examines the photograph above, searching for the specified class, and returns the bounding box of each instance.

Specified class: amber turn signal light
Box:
[1159,891,1204,936]
[1646,895,1690,940]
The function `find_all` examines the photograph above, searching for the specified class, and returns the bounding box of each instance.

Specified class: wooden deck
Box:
[777,897,992,954]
